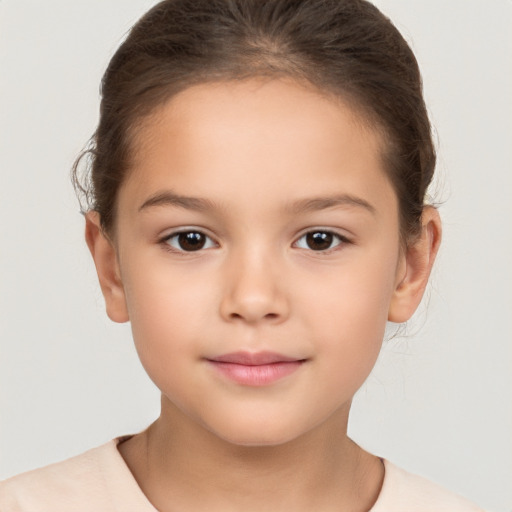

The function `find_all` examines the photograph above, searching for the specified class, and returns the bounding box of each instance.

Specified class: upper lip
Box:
[208,351,303,366]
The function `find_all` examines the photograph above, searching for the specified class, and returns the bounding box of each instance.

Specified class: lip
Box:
[207,351,306,386]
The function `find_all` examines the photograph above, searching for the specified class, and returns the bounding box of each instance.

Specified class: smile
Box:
[206,351,306,386]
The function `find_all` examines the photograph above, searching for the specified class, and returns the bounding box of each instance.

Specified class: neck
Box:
[118,396,384,512]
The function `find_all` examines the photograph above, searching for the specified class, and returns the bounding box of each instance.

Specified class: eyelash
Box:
[159,229,351,254]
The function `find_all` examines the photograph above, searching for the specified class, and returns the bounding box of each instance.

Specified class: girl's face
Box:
[96,79,417,445]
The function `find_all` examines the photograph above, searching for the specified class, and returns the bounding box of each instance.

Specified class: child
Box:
[0,0,487,510]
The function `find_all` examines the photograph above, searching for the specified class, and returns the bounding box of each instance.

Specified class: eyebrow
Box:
[139,191,216,212]
[288,194,376,216]
[138,190,376,215]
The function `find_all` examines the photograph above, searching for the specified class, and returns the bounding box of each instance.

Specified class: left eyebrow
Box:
[288,194,376,216]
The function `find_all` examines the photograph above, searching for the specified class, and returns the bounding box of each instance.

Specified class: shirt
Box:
[0,437,485,511]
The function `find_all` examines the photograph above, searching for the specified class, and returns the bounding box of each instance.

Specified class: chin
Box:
[203,413,317,448]
[216,429,299,448]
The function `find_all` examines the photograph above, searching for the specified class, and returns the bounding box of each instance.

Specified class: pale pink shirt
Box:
[0,437,484,511]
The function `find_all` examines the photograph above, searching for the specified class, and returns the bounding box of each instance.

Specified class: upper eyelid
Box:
[160,227,216,241]
[293,227,351,241]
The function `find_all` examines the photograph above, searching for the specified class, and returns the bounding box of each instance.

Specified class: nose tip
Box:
[219,258,288,325]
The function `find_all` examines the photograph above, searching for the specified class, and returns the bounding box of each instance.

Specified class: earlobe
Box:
[388,207,442,323]
[85,212,129,323]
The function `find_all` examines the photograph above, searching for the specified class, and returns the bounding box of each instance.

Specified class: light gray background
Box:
[0,1,510,510]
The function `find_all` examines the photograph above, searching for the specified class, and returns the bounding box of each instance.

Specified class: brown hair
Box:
[73,0,435,243]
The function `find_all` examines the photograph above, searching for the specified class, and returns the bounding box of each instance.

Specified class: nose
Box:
[219,248,289,325]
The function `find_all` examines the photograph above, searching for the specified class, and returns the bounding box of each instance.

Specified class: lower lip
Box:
[208,360,304,386]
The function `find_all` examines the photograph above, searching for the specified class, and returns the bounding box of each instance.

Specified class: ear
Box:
[85,211,129,323]
[388,207,442,323]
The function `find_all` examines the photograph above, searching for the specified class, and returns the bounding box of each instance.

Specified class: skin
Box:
[86,79,441,512]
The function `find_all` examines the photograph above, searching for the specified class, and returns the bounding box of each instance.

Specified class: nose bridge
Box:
[220,241,288,324]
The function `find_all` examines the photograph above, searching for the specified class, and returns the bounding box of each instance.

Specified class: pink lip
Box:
[207,351,306,386]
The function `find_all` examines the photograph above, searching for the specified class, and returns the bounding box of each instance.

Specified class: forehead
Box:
[120,78,396,216]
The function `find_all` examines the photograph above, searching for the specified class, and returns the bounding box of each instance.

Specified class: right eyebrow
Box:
[138,190,216,212]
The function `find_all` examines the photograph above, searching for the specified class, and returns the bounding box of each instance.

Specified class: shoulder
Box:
[0,437,154,512]
[0,441,116,512]
[371,460,485,512]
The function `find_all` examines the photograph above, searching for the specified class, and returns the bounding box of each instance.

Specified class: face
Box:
[100,79,409,445]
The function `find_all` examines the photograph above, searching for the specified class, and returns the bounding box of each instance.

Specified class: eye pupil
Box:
[306,232,333,250]
[178,232,205,251]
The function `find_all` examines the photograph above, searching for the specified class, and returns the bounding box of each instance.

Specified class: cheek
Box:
[298,251,398,382]
[121,257,214,368]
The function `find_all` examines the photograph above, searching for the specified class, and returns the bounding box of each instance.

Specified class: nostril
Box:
[227,311,280,322]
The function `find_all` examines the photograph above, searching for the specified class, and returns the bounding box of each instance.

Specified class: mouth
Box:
[206,351,307,386]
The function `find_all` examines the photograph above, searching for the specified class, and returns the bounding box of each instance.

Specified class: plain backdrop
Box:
[0,1,510,510]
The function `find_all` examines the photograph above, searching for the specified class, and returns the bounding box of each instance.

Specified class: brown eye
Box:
[306,232,333,250]
[178,232,205,251]
[295,231,346,252]
[165,231,215,252]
